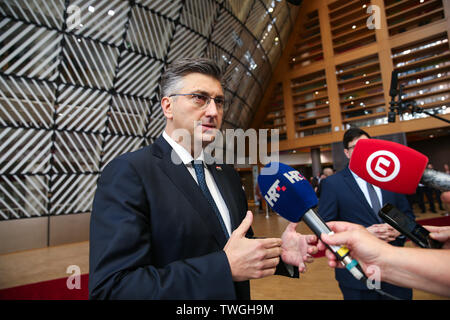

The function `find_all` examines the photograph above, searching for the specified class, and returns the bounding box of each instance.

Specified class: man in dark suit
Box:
[318,127,414,300]
[89,58,317,299]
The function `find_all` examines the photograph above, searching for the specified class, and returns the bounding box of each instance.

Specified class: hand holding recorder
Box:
[378,203,442,249]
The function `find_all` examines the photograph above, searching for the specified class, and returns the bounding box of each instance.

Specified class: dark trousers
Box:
[417,186,436,212]
[435,189,443,210]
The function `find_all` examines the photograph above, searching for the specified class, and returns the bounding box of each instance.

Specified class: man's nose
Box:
[204,99,219,116]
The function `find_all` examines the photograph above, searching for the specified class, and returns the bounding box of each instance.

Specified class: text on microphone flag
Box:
[263,169,305,207]
[264,179,281,207]
[283,170,305,184]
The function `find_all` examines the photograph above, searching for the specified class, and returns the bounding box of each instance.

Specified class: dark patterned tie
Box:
[366,181,383,223]
[192,161,229,238]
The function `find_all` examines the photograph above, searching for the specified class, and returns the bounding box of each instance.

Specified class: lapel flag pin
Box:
[215,165,222,171]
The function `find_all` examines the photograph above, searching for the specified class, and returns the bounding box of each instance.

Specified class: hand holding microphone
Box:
[319,221,450,298]
[319,221,393,273]
[258,163,367,281]
[258,162,413,299]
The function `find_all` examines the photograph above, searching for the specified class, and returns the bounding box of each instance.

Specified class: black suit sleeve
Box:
[317,178,339,222]
[89,158,236,299]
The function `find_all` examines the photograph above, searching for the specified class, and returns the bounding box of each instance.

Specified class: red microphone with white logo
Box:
[349,139,450,194]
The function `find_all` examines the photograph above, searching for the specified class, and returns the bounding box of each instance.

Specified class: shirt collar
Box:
[349,167,360,181]
[349,167,380,191]
[162,131,205,166]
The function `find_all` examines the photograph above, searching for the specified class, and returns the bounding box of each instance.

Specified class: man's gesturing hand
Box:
[224,211,282,282]
[281,222,318,273]
[367,223,400,242]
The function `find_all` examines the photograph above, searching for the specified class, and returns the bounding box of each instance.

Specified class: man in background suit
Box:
[318,127,414,300]
[89,58,317,299]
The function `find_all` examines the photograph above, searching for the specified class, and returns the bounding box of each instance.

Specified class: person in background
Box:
[316,167,334,198]
[442,191,450,205]
[318,127,414,300]
[310,175,320,194]
[428,164,443,212]
[416,181,436,213]
[417,163,443,213]
[442,165,450,216]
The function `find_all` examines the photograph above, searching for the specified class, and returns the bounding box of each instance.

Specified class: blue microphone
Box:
[258,162,365,281]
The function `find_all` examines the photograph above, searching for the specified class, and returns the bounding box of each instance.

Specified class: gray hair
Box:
[159,58,223,98]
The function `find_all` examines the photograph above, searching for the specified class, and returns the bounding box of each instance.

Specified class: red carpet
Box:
[0,216,448,300]
[416,214,450,227]
[0,274,89,300]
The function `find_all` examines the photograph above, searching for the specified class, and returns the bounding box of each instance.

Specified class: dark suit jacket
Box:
[89,136,293,300]
[318,166,414,297]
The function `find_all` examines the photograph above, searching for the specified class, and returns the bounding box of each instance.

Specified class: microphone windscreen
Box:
[349,139,428,194]
[257,162,318,222]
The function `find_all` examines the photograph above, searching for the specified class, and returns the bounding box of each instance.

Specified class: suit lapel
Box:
[381,189,392,206]
[342,167,375,214]
[153,137,228,246]
[342,167,385,223]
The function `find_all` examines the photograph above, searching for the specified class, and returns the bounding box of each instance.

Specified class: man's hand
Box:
[319,221,450,297]
[425,225,450,249]
[318,221,393,275]
[224,211,282,282]
[367,223,400,242]
[280,223,318,273]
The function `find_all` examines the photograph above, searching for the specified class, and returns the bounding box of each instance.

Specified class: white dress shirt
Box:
[162,131,232,236]
[349,168,383,211]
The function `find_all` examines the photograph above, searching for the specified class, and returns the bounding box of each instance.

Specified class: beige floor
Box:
[0,207,448,300]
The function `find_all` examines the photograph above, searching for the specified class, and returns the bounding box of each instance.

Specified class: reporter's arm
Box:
[382,247,450,297]
[320,221,450,297]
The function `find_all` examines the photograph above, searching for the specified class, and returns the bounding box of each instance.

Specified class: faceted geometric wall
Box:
[0,0,299,219]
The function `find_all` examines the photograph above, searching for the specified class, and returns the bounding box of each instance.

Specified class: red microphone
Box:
[349,139,449,194]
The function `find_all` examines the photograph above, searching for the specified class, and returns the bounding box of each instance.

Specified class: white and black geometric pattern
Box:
[0,0,299,220]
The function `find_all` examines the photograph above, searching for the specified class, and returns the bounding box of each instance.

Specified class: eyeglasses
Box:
[169,93,225,110]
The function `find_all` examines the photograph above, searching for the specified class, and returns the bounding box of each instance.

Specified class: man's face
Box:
[323,168,333,177]
[162,72,224,149]
[344,134,369,159]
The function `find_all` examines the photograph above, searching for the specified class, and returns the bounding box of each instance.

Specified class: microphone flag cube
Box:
[349,139,428,194]
[258,162,318,222]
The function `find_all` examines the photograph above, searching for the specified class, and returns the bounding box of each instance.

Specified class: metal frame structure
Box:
[0,0,299,220]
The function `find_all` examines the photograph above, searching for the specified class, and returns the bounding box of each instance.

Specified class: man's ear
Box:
[161,96,173,120]
[343,148,350,160]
